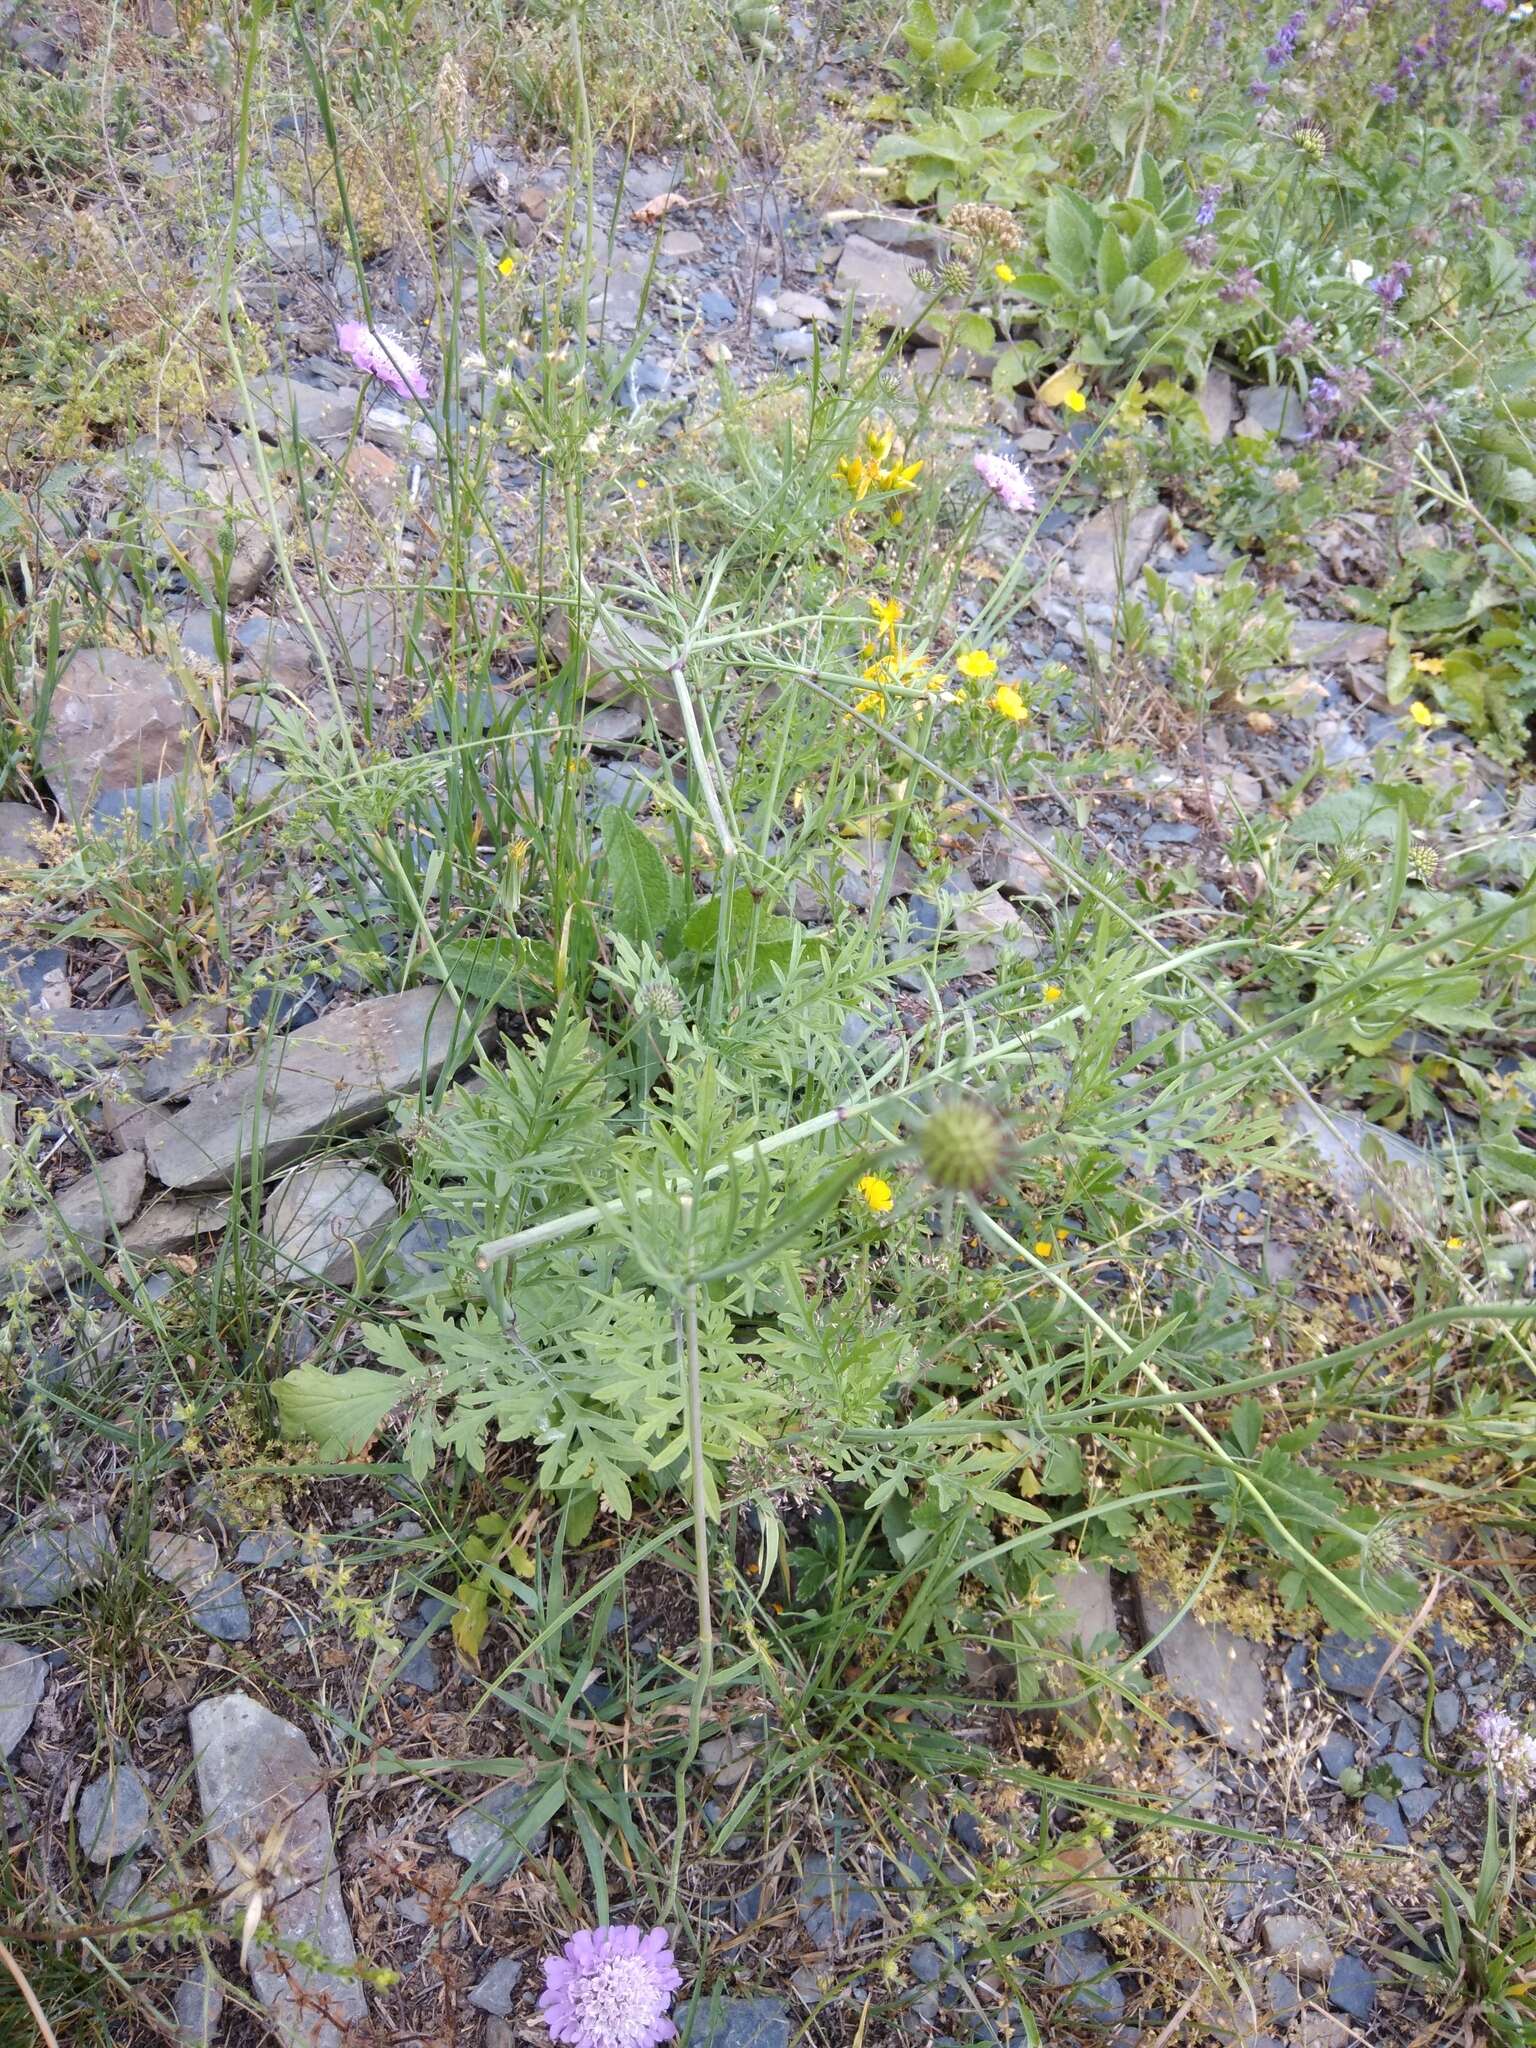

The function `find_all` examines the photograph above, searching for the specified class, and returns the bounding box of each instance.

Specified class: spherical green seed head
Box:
[917,1100,1006,1192]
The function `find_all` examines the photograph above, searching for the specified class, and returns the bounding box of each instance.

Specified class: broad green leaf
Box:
[952,310,996,353]
[1044,190,1094,286]
[273,1364,411,1457]
[1096,224,1129,294]
[426,935,555,1004]
[601,805,673,943]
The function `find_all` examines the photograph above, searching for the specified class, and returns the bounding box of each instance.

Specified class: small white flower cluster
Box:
[1474,1706,1536,1798]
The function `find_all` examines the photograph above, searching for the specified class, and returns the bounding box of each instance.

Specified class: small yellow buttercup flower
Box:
[634,476,649,490]
[857,1172,894,1215]
[956,648,999,682]
[994,260,1017,284]
[1062,388,1087,414]
[1033,1239,1054,1259]
[498,253,516,278]
[1411,653,1446,675]
[1043,983,1062,1002]
[1408,700,1436,728]
[1446,1235,1465,1250]
[992,683,1029,722]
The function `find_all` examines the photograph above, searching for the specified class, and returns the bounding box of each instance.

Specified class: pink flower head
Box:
[539,1925,683,2048]
[972,448,1036,516]
[335,321,430,404]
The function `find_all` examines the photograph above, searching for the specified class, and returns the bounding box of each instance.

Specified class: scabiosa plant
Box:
[972,449,1036,515]
[1473,1707,1536,1798]
[335,321,431,404]
[539,1926,683,2048]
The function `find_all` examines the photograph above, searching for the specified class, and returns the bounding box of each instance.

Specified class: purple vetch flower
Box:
[1372,259,1412,306]
[335,321,430,404]
[1195,184,1222,227]
[1372,81,1398,102]
[1474,1708,1536,1798]
[1249,77,1272,99]
[973,448,1037,515]
[1219,265,1262,304]
[1104,37,1122,62]
[539,1926,683,2048]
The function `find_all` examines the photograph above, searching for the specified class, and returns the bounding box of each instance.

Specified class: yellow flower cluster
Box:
[848,605,1043,728]
[836,422,923,508]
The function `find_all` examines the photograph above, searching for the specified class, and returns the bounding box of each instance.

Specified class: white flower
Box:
[1346,259,1374,286]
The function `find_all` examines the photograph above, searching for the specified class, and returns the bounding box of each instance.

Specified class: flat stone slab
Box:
[1137,1580,1269,1757]
[263,1163,398,1284]
[78,1761,151,1863]
[445,1780,550,1873]
[0,1643,47,1753]
[0,1150,146,1295]
[189,1690,368,2048]
[36,647,197,816]
[144,989,488,1193]
[0,1508,116,1605]
[148,1532,251,1641]
[684,1996,792,2048]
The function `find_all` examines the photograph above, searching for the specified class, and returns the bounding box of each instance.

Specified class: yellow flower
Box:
[852,689,886,719]
[1408,699,1435,728]
[1033,1239,1054,1259]
[634,476,649,490]
[991,682,1029,722]
[1446,1234,1465,1250]
[994,261,1017,284]
[877,457,924,494]
[868,597,903,632]
[1056,1226,1070,1240]
[836,453,875,501]
[956,648,999,682]
[1411,653,1446,675]
[864,423,895,465]
[1062,388,1088,414]
[497,253,516,278]
[1042,983,1062,1002]
[1038,363,1084,408]
[857,1173,894,1215]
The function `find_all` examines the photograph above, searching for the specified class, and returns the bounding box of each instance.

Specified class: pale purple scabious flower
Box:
[540,1926,683,2048]
[1474,1708,1536,1798]
[973,448,1036,515]
[335,321,430,404]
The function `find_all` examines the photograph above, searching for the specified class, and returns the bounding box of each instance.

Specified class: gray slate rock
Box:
[1240,384,1306,442]
[1137,1579,1268,1756]
[189,1690,368,2048]
[144,988,489,1193]
[684,1995,792,2048]
[1287,1100,1439,1229]
[1046,1928,1126,2023]
[13,1004,145,1079]
[36,647,197,816]
[1262,1912,1333,1978]
[77,1762,151,1863]
[446,1781,550,1875]
[171,1963,224,2046]
[1327,1954,1377,2020]
[0,1509,116,1605]
[468,1957,525,2016]
[221,376,365,450]
[1316,1633,1393,1699]
[148,1531,252,1642]
[1284,618,1388,667]
[0,805,49,868]
[1070,502,1171,600]
[263,1163,398,1285]
[0,1643,47,1754]
[834,233,930,331]
[797,1852,880,1946]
